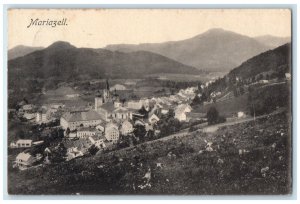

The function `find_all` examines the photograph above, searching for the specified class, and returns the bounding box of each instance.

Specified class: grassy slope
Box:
[193,93,249,117]
[8,111,291,195]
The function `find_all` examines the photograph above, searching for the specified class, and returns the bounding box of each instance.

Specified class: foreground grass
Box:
[8,111,291,195]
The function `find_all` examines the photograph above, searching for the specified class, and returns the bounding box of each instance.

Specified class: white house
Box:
[174,104,192,122]
[15,139,33,148]
[285,73,291,80]
[237,111,246,118]
[120,120,133,135]
[36,110,47,123]
[126,100,143,110]
[15,152,36,170]
[76,127,97,139]
[109,84,127,91]
[105,123,120,143]
[22,104,34,111]
[24,112,36,120]
[89,135,106,148]
[148,113,160,124]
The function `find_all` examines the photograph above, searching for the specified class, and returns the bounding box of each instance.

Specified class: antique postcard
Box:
[7,9,292,195]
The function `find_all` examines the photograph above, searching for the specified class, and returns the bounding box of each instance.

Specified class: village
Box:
[9,69,292,172]
[9,79,212,170]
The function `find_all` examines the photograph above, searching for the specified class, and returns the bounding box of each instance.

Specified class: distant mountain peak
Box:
[47,41,76,50]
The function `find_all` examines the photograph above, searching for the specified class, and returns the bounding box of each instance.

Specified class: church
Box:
[95,80,133,122]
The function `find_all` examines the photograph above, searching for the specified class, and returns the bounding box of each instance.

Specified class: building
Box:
[237,111,246,118]
[24,112,36,120]
[63,139,93,160]
[15,152,36,170]
[96,102,133,122]
[22,104,34,111]
[125,100,143,110]
[46,86,80,98]
[76,127,97,139]
[120,120,133,135]
[174,104,192,122]
[113,107,133,121]
[105,123,120,143]
[285,73,291,80]
[96,102,116,121]
[109,84,127,91]
[13,139,33,148]
[88,135,106,148]
[95,97,103,111]
[60,110,102,130]
[36,110,47,123]
[148,113,160,124]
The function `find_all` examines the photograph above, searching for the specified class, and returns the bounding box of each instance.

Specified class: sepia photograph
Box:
[6,8,292,195]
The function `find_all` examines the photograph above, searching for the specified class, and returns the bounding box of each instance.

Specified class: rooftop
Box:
[16,152,33,161]
[62,110,102,122]
[100,102,116,112]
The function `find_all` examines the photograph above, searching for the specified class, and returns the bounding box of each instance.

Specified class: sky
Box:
[8,9,291,49]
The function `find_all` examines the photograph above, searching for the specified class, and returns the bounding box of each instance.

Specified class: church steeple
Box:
[106,79,110,91]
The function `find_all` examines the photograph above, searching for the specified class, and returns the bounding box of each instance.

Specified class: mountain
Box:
[8,41,200,91]
[8,45,44,60]
[105,28,272,72]
[254,35,291,48]
[228,43,291,79]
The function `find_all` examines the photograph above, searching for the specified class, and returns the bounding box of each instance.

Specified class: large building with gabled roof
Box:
[60,110,102,130]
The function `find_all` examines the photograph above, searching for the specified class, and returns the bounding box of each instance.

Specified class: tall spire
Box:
[106,79,110,91]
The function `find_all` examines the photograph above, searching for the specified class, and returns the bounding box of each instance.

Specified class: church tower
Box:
[95,97,103,111]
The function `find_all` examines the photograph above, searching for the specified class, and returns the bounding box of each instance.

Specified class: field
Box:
[193,94,249,117]
[8,110,291,195]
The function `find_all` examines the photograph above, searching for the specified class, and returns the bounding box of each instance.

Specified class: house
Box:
[105,122,120,143]
[60,110,102,130]
[46,86,80,98]
[36,109,47,123]
[157,103,169,115]
[148,113,160,124]
[76,127,97,139]
[49,103,64,109]
[24,112,36,120]
[285,73,291,80]
[88,135,106,148]
[15,152,36,170]
[237,111,246,118]
[96,124,105,132]
[22,104,34,111]
[174,104,192,122]
[15,139,33,148]
[259,80,269,84]
[10,141,19,148]
[113,107,133,121]
[120,120,133,135]
[125,100,143,110]
[109,84,127,91]
[63,139,93,160]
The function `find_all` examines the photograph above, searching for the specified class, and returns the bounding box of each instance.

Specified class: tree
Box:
[88,145,99,155]
[240,86,245,95]
[138,106,149,119]
[133,125,147,141]
[49,143,67,163]
[65,127,70,135]
[207,107,219,125]
[191,95,201,106]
